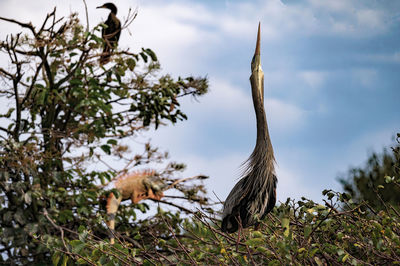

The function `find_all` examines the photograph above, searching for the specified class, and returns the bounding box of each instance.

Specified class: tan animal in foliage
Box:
[102,170,164,244]
[102,169,206,244]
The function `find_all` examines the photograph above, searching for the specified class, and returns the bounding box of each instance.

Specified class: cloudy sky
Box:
[1,0,399,204]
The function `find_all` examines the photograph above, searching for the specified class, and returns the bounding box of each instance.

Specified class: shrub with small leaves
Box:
[45,187,400,265]
[46,135,400,265]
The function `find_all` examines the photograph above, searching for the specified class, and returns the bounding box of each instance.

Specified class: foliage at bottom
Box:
[37,188,400,266]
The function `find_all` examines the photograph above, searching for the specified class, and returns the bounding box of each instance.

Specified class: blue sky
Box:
[0,0,399,204]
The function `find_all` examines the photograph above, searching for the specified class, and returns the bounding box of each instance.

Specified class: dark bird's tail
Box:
[100,44,112,65]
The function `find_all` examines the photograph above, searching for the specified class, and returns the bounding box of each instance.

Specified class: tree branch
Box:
[0,16,36,35]
[162,175,208,191]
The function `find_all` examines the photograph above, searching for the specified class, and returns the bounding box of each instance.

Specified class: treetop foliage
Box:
[0,7,209,264]
[339,134,400,210]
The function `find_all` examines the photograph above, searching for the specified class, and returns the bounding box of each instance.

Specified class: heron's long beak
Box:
[255,23,261,58]
[96,5,105,9]
[251,22,261,72]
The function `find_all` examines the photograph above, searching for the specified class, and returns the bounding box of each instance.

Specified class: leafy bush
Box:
[42,134,400,265]
[44,188,400,265]
[0,9,207,264]
[339,134,400,210]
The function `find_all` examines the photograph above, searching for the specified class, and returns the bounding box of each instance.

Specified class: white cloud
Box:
[267,98,306,133]
[307,0,353,13]
[352,68,377,88]
[346,127,399,163]
[301,0,389,36]
[328,8,386,36]
[275,165,318,202]
[298,71,326,89]
[198,78,308,133]
[363,52,400,64]
[204,78,250,113]
[356,9,385,31]
[176,153,245,202]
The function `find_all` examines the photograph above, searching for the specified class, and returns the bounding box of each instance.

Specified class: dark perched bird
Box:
[97,3,121,64]
[221,24,277,233]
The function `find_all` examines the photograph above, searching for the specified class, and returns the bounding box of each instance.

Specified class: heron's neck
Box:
[250,70,272,150]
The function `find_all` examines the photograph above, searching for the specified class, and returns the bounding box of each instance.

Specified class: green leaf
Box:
[62,255,69,266]
[79,229,88,242]
[127,58,136,71]
[107,139,117,145]
[304,225,312,238]
[245,238,265,247]
[298,248,306,253]
[337,249,345,256]
[99,255,108,264]
[136,203,148,213]
[77,258,87,264]
[52,251,61,266]
[281,218,290,237]
[76,194,86,205]
[385,175,393,183]
[140,52,148,63]
[268,260,281,266]
[38,89,47,105]
[144,48,157,61]
[70,240,85,253]
[101,144,111,155]
[78,225,86,233]
[314,257,323,266]
[89,147,94,157]
[100,174,106,185]
[310,248,319,257]
[252,231,263,238]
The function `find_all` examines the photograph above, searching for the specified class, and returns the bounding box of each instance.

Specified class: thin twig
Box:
[150,198,195,214]
[162,175,208,191]
[163,217,197,266]
[42,209,68,252]
[82,0,89,33]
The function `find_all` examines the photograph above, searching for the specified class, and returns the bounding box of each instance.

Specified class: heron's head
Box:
[251,23,262,73]
[97,3,118,14]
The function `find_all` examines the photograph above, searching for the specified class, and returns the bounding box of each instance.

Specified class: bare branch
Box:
[42,208,69,253]
[150,198,196,214]
[82,0,89,33]
[0,16,36,35]
[0,67,13,79]
[0,126,11,135]
[38,8,56,35]
[21,61,43,107]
